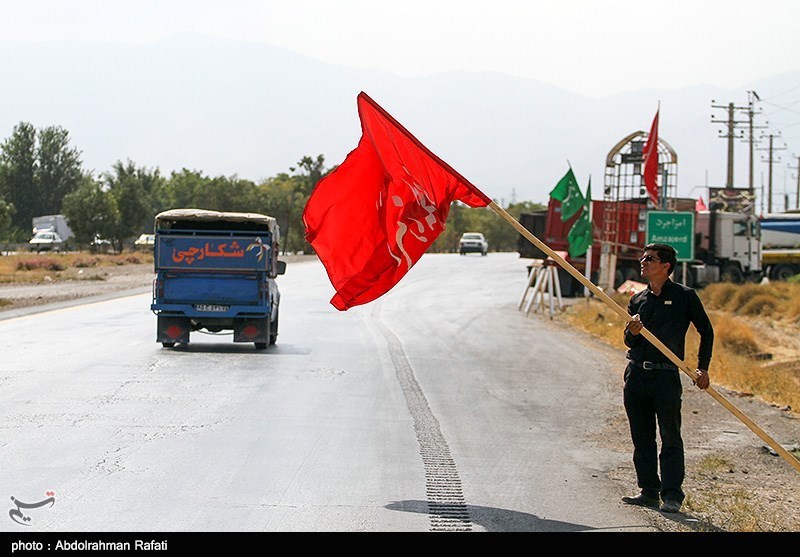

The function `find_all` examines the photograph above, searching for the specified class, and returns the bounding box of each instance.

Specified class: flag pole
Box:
[488,200,800,473]
[583,176,593,298]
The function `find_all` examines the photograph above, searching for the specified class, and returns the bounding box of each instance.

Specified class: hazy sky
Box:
[2,0,799,97]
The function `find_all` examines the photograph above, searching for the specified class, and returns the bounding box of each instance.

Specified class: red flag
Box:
[303,92,492,311]
[641,108,660,206]
[696,197,708,212]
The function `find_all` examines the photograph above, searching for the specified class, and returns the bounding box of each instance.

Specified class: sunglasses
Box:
[640,255,661,263]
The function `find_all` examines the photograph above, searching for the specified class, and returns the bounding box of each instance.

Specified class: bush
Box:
[16,257,66,272]
[788,296,800,321]
[726,284,767,313]
[701,283,738,310]
[712,314,762,356]
[73,257,100,268]
[704,282,797,316]
[738,294,779,316]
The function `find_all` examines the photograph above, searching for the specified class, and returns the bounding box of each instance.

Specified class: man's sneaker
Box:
[621,493,659,508]
[660,499,682,513]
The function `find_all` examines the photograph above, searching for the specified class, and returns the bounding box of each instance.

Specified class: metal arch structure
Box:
[598,130,679,291]
[603,130,678,204]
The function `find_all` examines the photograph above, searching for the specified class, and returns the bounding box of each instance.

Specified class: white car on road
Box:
[458,232,488,256]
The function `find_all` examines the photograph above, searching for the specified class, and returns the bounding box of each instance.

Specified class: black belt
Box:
[629,359,678,371]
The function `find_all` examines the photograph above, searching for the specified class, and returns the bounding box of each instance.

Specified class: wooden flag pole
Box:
[490,201,800,473]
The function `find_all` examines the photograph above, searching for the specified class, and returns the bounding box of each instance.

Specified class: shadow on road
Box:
[385,499,659,532]
[158,342,311,355]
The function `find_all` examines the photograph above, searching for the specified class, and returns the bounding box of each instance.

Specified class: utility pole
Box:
[744,91,767,197]
[711,100,748,188]
[789,155,800,210]
[758,133,786,213]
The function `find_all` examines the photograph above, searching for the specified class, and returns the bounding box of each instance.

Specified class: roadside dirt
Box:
[0,262,155,312]
[550,310,800,532]
[1,260,798,532]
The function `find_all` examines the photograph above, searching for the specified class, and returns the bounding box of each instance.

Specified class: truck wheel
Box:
[254,342,268,350]
[269,309,279,345]
[161,342,175,348]
[770,264,798,281]
[721,264,744,283]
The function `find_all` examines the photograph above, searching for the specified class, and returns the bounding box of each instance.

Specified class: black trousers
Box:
[623,362,685,503]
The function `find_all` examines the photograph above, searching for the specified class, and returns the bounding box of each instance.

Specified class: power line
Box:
[757,132,787,213]
[711,93,765,192]
[788,156,800,211]
[763,84,800,100]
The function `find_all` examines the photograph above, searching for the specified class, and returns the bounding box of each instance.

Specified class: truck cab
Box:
[150,209,286,349]
[693,210,761,285]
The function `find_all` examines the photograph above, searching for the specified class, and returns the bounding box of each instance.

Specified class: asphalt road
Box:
[0,252,658,532]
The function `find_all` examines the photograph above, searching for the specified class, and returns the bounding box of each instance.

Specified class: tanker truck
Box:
[759,212,800,281]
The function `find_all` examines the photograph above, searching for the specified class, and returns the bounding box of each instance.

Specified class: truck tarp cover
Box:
[155,208,279,239]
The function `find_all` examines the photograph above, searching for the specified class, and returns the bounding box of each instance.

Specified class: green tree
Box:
[490,200,546,252]
[0,122,83,233]
[149,172,177,219]
[102,161,154,252]
[0,195,15,246]
[431,202,469,253]
[0,122,37,233]
[192,175,261,213]
[283,155,331,253]
[164,169,208,210]
[37,126,83,217]
[428,199,547,253]
[258,173,307,254]
[290,155,327,196]
[61,177,119,246]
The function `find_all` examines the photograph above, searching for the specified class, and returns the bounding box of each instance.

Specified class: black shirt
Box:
[624,279,714,370]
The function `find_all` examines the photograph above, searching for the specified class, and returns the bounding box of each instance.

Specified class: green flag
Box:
[567,179,592,258]
[549,167,585,221]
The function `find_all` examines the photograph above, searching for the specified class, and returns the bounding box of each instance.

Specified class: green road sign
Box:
[645,211,695,262]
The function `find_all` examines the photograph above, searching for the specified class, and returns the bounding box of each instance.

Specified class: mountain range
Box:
[1,33,797,208]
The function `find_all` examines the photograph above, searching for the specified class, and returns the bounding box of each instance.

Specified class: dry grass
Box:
[703,282,799,319]
[685,455,797,532]
[0,252,153,284]
[561,282,800,413]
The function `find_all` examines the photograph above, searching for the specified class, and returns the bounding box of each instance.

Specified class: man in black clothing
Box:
[621,243,714,514]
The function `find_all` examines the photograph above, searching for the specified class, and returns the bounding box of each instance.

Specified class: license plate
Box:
[195,304,229,312]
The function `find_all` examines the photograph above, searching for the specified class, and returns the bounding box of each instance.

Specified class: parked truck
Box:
[30,214,74,252]
[150,209,286,349]
[517,198,771,295]
[759,212,800,281]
